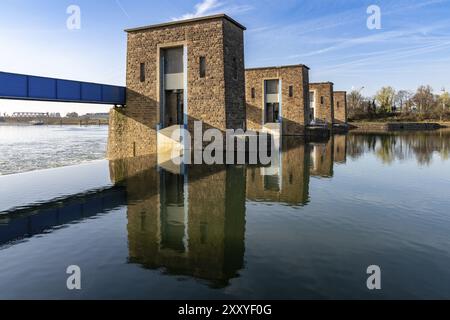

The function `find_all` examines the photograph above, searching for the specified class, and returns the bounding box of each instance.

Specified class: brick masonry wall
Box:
[310,82,334,125]
[223,19,246,130]
[108,17,245,160]
[245,65,310,135]
[333,91,348,124]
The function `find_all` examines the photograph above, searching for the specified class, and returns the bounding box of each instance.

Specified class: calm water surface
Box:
[0,130,449,299]
[0,125,108,176]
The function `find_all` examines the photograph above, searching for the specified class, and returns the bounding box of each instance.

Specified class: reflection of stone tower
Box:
[310,138,334,178]
[110,158,246,288]
[187,166,246,285]
[246,137,310,205]
[333,135,347,164]
[110,155,162,269]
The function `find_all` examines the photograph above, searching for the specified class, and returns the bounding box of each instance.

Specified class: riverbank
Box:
[349,121,448,132]
[0,117,109,126]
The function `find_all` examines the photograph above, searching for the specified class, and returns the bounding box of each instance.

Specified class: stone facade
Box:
[245,65,310,135]
[309,82,334,126]
[333,91,347,124]
[108,14,246,160]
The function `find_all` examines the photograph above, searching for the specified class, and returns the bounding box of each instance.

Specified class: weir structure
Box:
[309,82,335,127]
[333,91,348,124]
[245,65,311,137]
[0,13,349,163]
[108,14,247,160]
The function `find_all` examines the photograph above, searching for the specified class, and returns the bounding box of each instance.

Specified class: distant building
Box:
[333,91,348,124]
[66,112,79,118]
[11,112,61,118]
[309,82,335,126]
[83,113,109,120]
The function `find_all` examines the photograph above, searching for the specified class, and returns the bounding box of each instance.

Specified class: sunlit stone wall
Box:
[310,82,335,126]
[245,65,310,135]
[333,91,348,124]
[108,15,246,160]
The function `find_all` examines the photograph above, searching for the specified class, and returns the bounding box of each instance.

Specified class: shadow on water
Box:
[1,130,450,291]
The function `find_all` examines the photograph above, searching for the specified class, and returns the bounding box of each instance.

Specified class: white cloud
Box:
[173,0,252,21]
[174,0,223,20]
[115,0,130,18]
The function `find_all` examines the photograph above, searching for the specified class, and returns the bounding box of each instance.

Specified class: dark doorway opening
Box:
[265,103,280,124]
[165,90,184,127]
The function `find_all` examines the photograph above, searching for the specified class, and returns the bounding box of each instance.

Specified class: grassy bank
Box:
[349,111,450,123]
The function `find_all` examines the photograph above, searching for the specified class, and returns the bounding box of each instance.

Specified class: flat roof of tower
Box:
[246,64,310,71]
[125,14,246,32]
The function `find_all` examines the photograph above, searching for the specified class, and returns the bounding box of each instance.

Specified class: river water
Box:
[0,129,449,299]
[0,125,108,176]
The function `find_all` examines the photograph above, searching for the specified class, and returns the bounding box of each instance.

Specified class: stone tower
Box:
[108,14,246,160]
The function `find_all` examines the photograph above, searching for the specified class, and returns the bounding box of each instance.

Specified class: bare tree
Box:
[395,90,413,112]
[412,85,435,113]
[347,90,365,118]
[375,86,396,113]
[66,112,79,118]
[440,90,450,109]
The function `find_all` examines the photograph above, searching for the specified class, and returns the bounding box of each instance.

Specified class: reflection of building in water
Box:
[310,138,334,178]
[333,135,347,164]
[110,157,246,288]
[246,137,310,205]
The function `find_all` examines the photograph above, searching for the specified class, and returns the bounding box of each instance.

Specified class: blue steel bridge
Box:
[0,71,126,106]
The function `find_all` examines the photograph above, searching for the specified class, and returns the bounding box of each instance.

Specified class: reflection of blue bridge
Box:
[0,72,126,106]
[0,186,126,246]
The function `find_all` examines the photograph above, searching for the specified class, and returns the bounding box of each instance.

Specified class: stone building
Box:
[245,65,310,136]
[333,91,348,124]
[108,14,246,160]
[309,82,334,126]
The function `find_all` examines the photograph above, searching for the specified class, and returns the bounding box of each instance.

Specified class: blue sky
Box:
[0,0,449,115]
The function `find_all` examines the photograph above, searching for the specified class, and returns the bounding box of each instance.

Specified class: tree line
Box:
[348,85,450,121]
